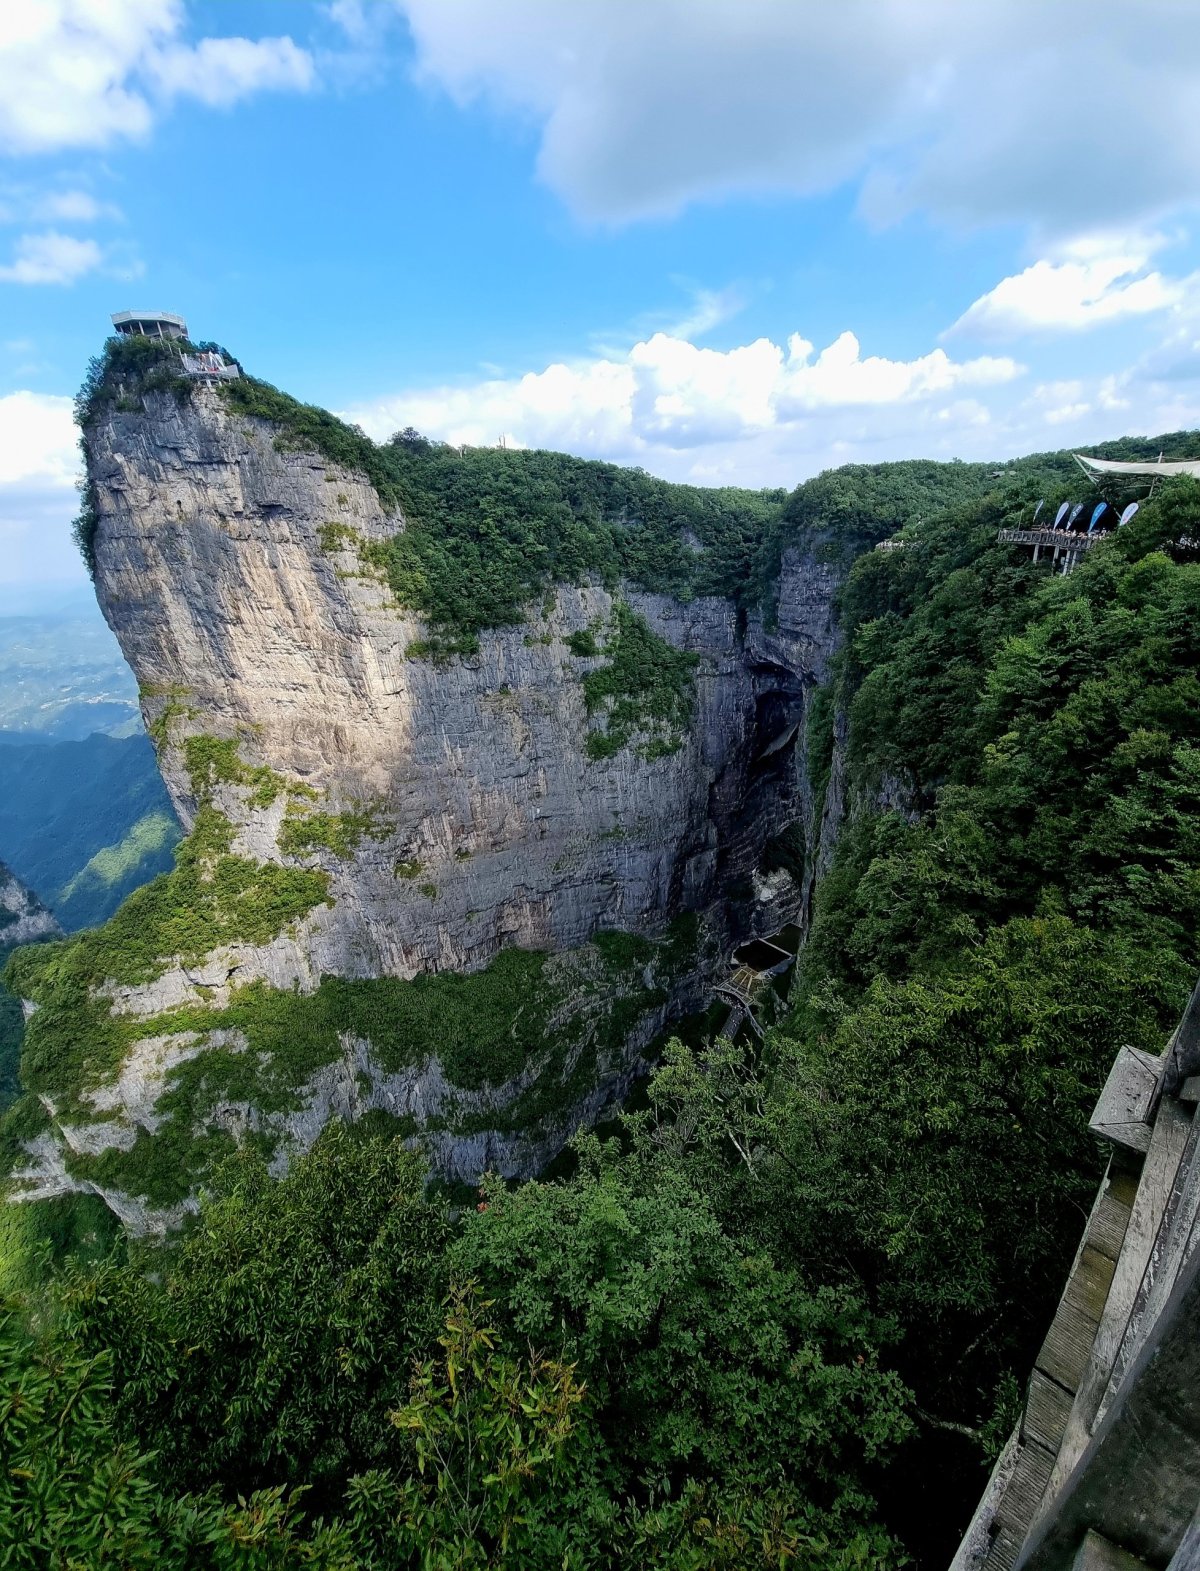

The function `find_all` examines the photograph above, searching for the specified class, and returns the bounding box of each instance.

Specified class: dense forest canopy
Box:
[8,332,1199,1566]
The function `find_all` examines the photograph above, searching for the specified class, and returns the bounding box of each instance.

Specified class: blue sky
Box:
[2,0,1200,592]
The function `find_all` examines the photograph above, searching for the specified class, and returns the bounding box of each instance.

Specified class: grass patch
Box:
[566,627,601,657]
[182,735,304,810]
[140,683,194,747]
[278,803,389,859]
[581,603,699,761]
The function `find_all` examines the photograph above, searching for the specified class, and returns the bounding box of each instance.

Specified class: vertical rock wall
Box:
[7,381,847,1229]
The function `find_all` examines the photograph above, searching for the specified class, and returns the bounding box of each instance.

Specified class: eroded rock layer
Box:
[0,863,61,948]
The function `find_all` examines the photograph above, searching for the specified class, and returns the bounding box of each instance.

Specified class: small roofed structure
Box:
[713,935,796,1041]
[111,310,188,340]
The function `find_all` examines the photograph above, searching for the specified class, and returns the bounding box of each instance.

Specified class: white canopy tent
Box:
[1074,453,1200,480]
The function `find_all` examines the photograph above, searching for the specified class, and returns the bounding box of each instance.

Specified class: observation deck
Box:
[713,936,795,1040]
[997,528,1103,574]
[111,310,188,340]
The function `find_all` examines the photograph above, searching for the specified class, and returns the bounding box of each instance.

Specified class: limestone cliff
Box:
[0,863,61,947]
[8,350,842,1232]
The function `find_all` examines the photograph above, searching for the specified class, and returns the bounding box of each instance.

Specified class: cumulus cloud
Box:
[391,0,1200,234]
[0,231,103,285]
[950,236,1192,337]
[0,0,314,155]
[0,392,78,488]
[340,325,1023,485]
[0,185,122,228]
[0,391,83,585]
[148,34,314,108]
[32,190,118,224]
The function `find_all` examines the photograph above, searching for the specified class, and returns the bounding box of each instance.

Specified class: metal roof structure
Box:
[1074,453,1200,480]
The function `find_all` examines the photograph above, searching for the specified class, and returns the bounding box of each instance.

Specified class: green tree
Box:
[452,1128,911,1520]
[64,1128,451,1503]
[0,1304,357,1569]
[345,1282,586,1569]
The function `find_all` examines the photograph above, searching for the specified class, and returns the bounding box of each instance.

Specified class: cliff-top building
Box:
[110,310,189,340]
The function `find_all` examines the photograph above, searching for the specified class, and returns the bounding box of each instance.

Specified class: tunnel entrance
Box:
[732,937,793,974]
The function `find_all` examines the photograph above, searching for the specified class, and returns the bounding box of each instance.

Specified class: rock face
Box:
[0,862,61,947]
[10,377,844,1231]
[88,386,836,980]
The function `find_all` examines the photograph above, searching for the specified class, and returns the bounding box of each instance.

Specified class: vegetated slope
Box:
[760,471,1200,1557]
[0,732,179,929]
[0,852,119,1292]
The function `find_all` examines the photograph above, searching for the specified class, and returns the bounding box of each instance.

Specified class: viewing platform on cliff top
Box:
[997,527,1104,574]
[997,528,1104,552]
[110,310,240,380]
[111,309,188,340]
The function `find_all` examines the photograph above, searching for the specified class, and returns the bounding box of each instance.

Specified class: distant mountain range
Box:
[0,731,179,932]
[0,583,142,740]
[0,584,179,929]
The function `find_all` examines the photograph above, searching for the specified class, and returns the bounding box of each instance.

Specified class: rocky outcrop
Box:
[0,862,60,947]
[9,375,846,1231]
[88,387,836,980]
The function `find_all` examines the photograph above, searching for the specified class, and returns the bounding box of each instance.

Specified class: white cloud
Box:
[0,231,103,285]
[392,0,1200,234]
[660,285,744,342]
[1031,382,1093,426]
[779,332,1017,412]
[149,34,314,108]
[0,185,122,228]
[950,236,1191,337]
[340,324,1022,484]
[0,0,315,155]
[325,0,374,46]
[32,190,119,224]
[0,391,83,585]
[0,392,78,488]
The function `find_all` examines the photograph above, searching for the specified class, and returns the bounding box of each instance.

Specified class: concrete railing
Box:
[953,977,1200,1571]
